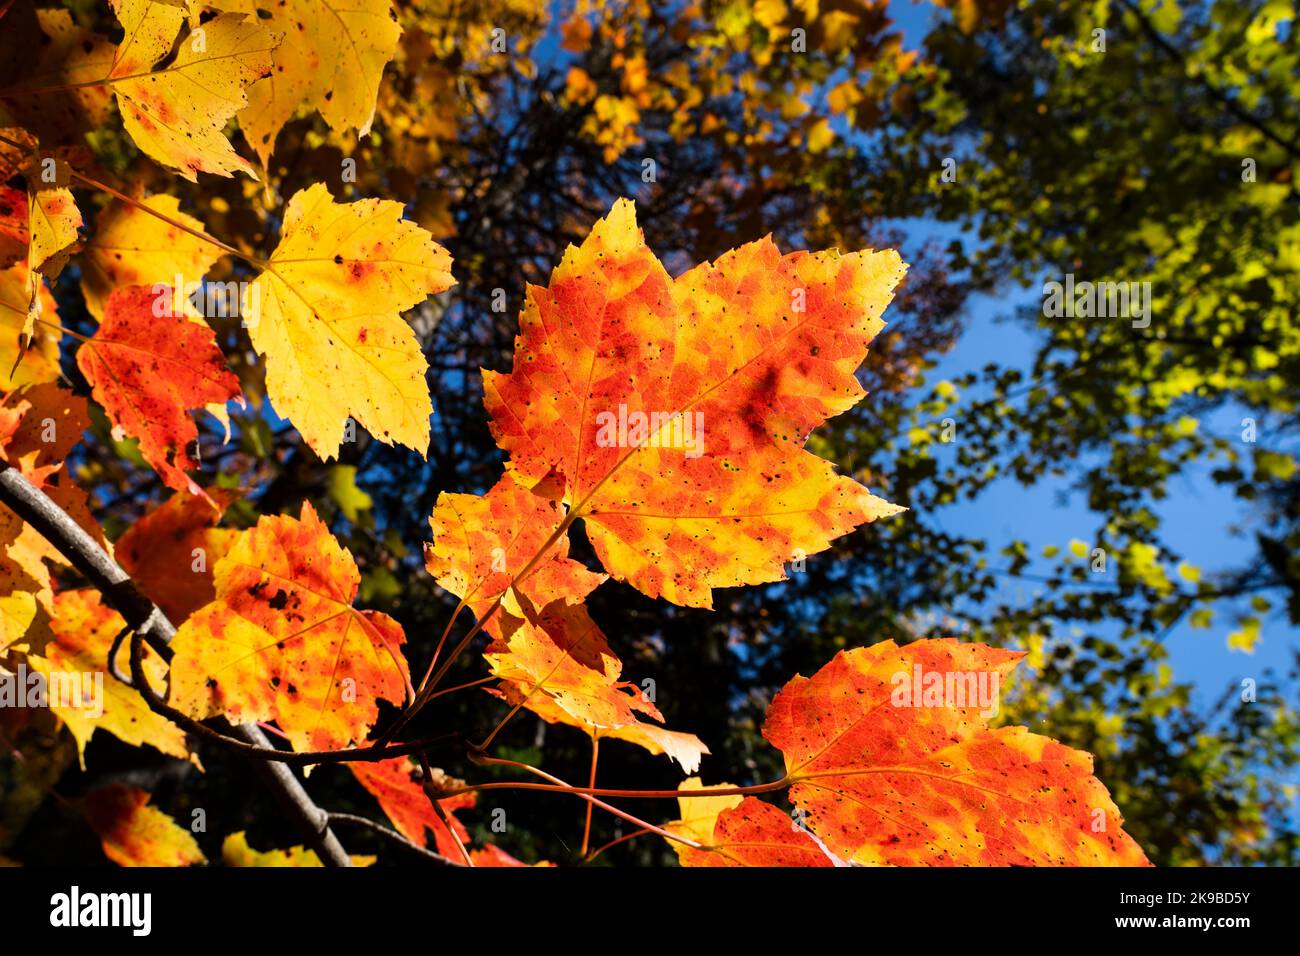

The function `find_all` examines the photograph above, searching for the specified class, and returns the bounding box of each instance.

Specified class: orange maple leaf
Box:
[349,757,474,860]
[83,784,206,867]
[669,795,835,867]
[485,600,708,771]
[76,284,241,496]
[169,502,410,752]
[116,489,239,624]
[425,473,605,634]
[0,383,99,609]
[482,198,906,608]
[469,844,553,867]
[761,639,1152,866]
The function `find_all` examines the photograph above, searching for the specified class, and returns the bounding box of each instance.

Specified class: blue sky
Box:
[881,4,1295,707]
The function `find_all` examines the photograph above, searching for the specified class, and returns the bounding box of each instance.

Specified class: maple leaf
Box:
[79,194,223,320]
[106,0,281,180]
[0,263,62,390]
[426,475,703,767]
[83,784,206,867]
[0,146,94,318]
[482,199,905,607]
[485,600,708,772]
[76,284,242,495]
[116,489,239,624]
[24,167,82,328]
[222,831,375,867]
[349,758,474,859]
[669,795,835,867]
[425,473,605,632]
[210,0,402,167]
[0,591,36,653]
[662,775,742,845]
[246,183,455,460]
[32,588,194,768]
[169,502,410,752]
[762,639,1152,866]
[0,384,98,607]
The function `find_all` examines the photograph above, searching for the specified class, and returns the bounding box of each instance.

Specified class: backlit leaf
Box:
[116,489,238,624]
[483,199,905,607]
[83,784,205,867]
[169,502,410,752]
[762,639,1151,866]
[33,588,194,768]
[349,757,474,859]
[670,795,835,867]
[485,600,708,772]
[107,1,281,180]
[79,194,223,320]
[76,284,241,495]
[246,183,454,460]
[210,0,402,166]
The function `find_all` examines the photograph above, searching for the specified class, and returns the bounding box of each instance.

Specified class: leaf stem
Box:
[580,736,599,857]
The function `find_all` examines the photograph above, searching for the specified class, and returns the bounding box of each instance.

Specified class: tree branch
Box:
[0,461,352,867]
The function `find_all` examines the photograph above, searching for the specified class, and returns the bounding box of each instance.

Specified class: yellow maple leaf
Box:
[246,183,454,460]
[0,591,36,652]
[0,264,63,390]
[31,589,195,769]
[107,1,281,180]
[221,831,375,867]
[212,0,402,167]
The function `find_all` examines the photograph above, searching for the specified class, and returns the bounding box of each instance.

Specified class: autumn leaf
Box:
[0,384,97,607]
[32,588,194,768]
[762,639,1151,866]
[669,795,835,867]
[425,473,605,632]
[222,831,321,867]
[486,600,708,772]
[246,183,455,460]
[83,784,206,867]
[116,489,238,624]
[0,591,36,652]
[26,178,80,283]
[76,284,242,495]
[482,198,905,607]
[169,502,411,752]
[210,0,403,167]
[222,830,375,867]
[24,168,82,329]
[106,1,281,180]
[349,758,474,859]
[662,775,741,845]
[79,194,223,320]
[0,263,62,390]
